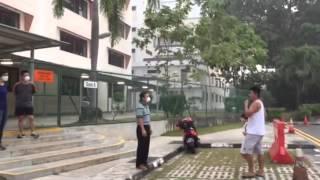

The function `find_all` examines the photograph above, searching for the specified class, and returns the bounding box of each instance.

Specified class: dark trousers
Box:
[136,125,151,167]
[0,110,7,144]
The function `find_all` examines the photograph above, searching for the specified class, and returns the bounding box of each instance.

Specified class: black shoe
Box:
[31,133,40,139]
[17,134,24,139]
[0,145,6,151]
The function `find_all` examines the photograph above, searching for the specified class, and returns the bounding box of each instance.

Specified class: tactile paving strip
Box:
[146,149,320,180]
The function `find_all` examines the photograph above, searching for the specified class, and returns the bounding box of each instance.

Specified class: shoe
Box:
[136,164,148,171]
[31,133,40,139]
[256,173,265,179]
[242,172,256,179]
[17,134,23,139]
[0,145,6,151]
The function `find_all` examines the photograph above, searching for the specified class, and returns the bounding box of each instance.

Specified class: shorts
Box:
[240,134,263,155]
[15,107,34,116]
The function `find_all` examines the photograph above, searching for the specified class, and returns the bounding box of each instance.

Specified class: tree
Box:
[273,46,320,109]
[225,0,320,109]
[225,0,320,65]
[133,0,198,93]
[194,1,267,86]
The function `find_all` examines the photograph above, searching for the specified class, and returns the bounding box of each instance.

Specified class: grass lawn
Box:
[162,122,242,136]
[146,148,313,180]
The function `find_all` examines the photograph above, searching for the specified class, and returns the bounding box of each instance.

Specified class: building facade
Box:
[0,0,139,125]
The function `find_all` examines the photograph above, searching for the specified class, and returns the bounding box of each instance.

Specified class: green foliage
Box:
[159,94,187,117]
[224,96,247,113]
[226,0,320,64]
[100,0,126,45]
[274,46,320,109]
[261,90,276,108]
[224,0,320,109]
[52,0,63,18]
[195,15,267,68]
[133,0,199,89]
[300,104,320,116]
[267,108,286,122]
[194,1,267,86]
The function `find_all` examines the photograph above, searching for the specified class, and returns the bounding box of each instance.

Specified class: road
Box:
[295,125,320,168]
[296,125,320,139]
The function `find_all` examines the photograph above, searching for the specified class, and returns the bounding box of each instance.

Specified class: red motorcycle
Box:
[176,117,200,153]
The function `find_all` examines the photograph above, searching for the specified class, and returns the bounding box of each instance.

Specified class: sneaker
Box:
[0,145,6,151]
[31,133,40,139]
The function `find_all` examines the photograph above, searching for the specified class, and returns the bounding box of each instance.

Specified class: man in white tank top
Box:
[240,86,265,179]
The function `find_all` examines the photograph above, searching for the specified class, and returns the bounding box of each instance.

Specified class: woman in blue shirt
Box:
[0,72,9,150]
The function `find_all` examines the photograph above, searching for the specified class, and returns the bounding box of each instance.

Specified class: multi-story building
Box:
[131,0,229,110]
[0,0,143,125]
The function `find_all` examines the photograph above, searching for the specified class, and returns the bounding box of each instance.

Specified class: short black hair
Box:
[250,86,261,97]
[139,91,149,101]
[21,70,29,76]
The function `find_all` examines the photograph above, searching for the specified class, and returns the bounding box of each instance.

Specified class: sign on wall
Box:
[84,81,98,89]
[34,69,55,83]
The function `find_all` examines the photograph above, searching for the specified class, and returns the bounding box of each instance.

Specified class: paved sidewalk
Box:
[35,123,318,180]
[34,136,181,180]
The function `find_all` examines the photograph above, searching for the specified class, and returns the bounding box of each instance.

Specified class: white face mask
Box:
[146,97,151,103]
[24,76,31,81]
[1,76,8,82]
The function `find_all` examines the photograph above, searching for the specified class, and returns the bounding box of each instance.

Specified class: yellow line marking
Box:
[295,128,320,147]
[295,128,320,144]
[3,128,63,138]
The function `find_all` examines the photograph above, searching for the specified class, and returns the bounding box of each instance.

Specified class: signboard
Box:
[34,69,55,83]
[84,81,98,89]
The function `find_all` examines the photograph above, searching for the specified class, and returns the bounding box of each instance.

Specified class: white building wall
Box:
[0,0,133,113]
[0,0,132,75]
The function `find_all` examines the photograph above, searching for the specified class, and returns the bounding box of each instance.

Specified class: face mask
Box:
[146,97,151,103]
[24,76,31,81]
[1,76,8,82]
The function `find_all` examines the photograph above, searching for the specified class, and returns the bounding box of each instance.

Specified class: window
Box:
[157,37,181,47]
[63,0,88,18]
[62,76,80,96]
[132,27,137,32]
[109,49,129,68]
[132,49,136,53]
[0,6,20,28]
[216,95,219,103]
[147,69,160,74]
[119,21,130,39]
[146,50,153,56]
[60,31,88,57]
[108,84,124,98]
[219,96,222,103]
[132,6,137,11]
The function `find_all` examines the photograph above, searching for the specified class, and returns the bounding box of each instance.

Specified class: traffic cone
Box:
[304,116,309,126]
[288,118,295,134]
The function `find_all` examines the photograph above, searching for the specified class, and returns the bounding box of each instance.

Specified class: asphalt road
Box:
[295,125,320,168]
[296,125,320,139]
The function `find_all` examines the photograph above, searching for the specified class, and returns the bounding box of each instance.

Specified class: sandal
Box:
[256,174,265,178]
[242,172,256,179]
